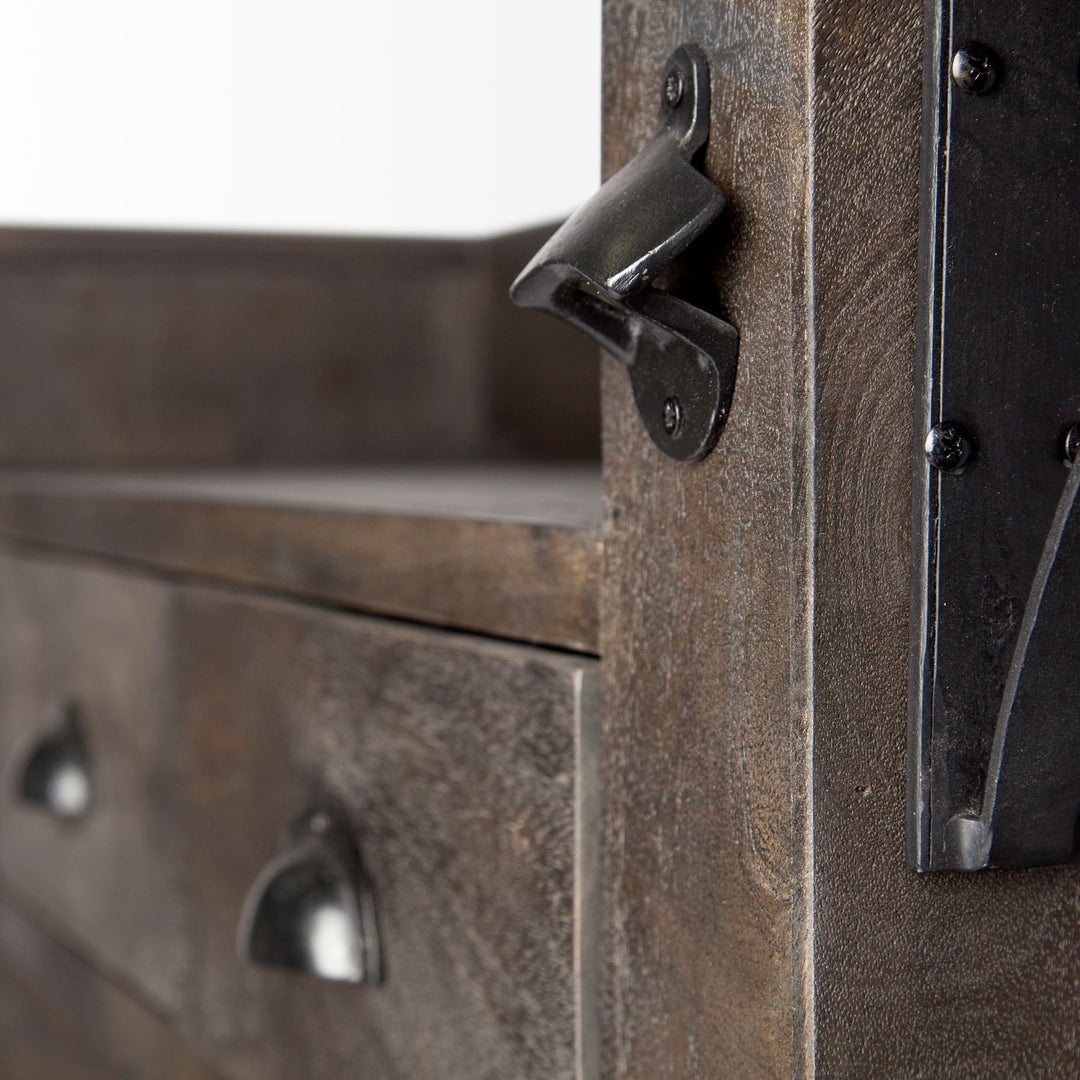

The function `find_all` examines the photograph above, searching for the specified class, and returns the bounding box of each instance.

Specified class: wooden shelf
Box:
[0,467,602,653]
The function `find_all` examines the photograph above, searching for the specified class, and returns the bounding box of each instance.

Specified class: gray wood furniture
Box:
[0,227,603,1078]
[598,2,1080,1078]
[0,549,598,1079]
[3,3,1079,1077]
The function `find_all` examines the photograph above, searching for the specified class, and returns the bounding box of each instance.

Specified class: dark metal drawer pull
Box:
[16,701,94,820]
[510,43,738,462]
[237,809,382,985]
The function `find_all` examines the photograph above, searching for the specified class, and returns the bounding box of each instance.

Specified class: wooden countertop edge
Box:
[0,491,601,655]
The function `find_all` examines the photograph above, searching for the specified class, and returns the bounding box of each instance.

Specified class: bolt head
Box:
[662,396,682,437]
[924,421,973,473]
[945,813,992,871]
[951,44,998,95]
[1062,423,1080,466]
[663,69,684,107]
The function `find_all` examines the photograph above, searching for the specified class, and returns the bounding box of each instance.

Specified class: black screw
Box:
[662,396,682,437]
[951,43,998,95]
[1062,423,1080,466]
[664,69,684,107]
[924,421,973,473]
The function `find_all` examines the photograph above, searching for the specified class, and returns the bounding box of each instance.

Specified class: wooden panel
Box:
[0,226,598,468]
[809,1,1080,1075]
[170,586,597,1080]
[0,551,598,1079]
[600,0,1080,1076]
[599,4,808,1078]
[0,895,219,1080]
[0,555,185,1016]
[0,467,602,652]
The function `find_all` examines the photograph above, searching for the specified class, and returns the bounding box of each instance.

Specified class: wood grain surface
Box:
[0,225,598,468]
[0,467,602,653]
[601,1,1080,1077]
[0,894,220,1080]
[171,585,596,1080]
[0,551,598,1079]
[0,555,186,1017]
[600,3,808,1077]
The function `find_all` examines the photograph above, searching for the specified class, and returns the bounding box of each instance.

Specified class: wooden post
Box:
[600,2,1080,1076]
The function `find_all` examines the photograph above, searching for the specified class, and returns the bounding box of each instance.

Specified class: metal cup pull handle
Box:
[17,700,94,820]
[236,809,382,985]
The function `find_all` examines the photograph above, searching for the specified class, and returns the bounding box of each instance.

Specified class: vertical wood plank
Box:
[576,668,602,1080]
[600,2,810,1076]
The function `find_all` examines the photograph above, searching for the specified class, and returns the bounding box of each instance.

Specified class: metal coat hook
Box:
[511,44,738,462]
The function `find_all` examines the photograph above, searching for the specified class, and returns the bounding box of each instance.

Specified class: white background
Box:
[0,1,601,236]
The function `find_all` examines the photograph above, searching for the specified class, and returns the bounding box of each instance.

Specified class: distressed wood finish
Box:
[603,0,1080,1076]
[600,3,809,1077]
[0,555,186,1016]
[0,226,598,468]
[172,586,596,1080]
[0,467,602,652]
[0,551,598,1079]
[0,895,220,1080]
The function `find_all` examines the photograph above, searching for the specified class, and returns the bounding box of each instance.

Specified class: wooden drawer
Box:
[0,554,185,1015]
[0,895,219,1080]
[173,586,596,1080]
[0,552,598,1079]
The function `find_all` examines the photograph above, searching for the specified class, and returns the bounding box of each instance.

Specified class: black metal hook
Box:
[511,44,738,462]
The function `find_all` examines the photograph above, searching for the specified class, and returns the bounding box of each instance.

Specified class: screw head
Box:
[662,396,682,437]
[951,43,998,95]
[663,69,684,107]
[924,421,973,473]
[1062,423,1080,466]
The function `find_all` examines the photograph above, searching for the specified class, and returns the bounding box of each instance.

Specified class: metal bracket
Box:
[511,44,737,462]
[909,3,1080,871]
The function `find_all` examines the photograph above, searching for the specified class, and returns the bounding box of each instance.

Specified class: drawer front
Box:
[0,552,598,1079]
[0,554,185,1014]
[173,586,594,1080]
